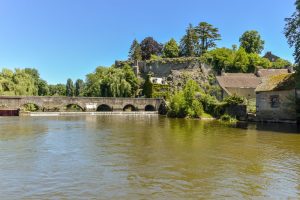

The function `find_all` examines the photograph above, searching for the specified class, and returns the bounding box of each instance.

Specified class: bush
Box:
[167,79,204,118]
[223,94,246,105]
[220,114,237,123]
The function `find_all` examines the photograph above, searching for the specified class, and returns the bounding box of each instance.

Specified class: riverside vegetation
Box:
[0,18,298,120]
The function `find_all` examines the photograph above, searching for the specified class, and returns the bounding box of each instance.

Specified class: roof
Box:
[255,73,295,92]
[263,51,280,62]
[256,69,289,78]
[216,73,262,89]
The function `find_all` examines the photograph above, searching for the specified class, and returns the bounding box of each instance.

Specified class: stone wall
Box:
[256,89,296,121]
[0,96,164,112]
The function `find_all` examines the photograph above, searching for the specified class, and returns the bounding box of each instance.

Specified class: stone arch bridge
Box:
[0,96,165,112]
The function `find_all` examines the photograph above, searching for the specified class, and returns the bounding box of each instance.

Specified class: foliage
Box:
[66,79,74,97]
[129,39,142,61]
[167,80,204,118]
[223,94,246,105]
[203,47,273,74]
[231,47,249,73]
[239,30,265,54]
[195,22,221,55]
[272,58,292,69]
[37,79,49,96]
[143,74,153,98]
[140,37,163,60]
[75,79,85,97]
[21,103,40,112]
[285,0,300,73]
[163,38,180,58]
[180,24,198,57]
[49,84,66,96]
[152,84,170,99]
[85,65,138,97]
[220,114,237,123]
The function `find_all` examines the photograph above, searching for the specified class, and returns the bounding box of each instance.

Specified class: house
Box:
[150,77,167,85]
[216,73,262,100]
[263,51,280,62]
[255,73,296,122]
[216,69,291,100]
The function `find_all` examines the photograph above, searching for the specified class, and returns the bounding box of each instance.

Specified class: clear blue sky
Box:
[0,0,296,84]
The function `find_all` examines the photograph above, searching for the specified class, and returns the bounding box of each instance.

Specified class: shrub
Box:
[223,94,246,105]
[220,114,237,123]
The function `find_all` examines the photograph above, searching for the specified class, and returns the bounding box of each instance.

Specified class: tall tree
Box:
[163,38,180,58]
[129,39,142,61]
[66,79,74,97]
[195,22,221,55]
[75,79,85,97]
[180,24,198,57]
[37,79,49,96]
[285,0,300,122]
[140,37,163,60]
[239,30,265,54]
[49,84,66,96]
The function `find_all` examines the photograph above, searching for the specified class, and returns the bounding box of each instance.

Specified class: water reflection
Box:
[0,116,299,199]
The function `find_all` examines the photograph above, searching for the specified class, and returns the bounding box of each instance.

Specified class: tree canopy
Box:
[129,39,142,61]
[239,30,265,54]
[140,37,163,60]
[163,38,180,58]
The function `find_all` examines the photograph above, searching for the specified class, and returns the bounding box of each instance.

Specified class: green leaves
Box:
[239,30,265,54]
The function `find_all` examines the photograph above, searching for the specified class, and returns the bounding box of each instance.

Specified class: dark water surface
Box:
[0,116,299,199]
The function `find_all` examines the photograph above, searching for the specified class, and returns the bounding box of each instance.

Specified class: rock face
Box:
[116,58,214,91]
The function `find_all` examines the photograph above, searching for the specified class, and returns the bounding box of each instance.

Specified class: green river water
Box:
[0,115,299,199]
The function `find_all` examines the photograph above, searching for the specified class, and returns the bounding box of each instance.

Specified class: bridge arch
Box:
[20,103,41,112]
[97,104,113,112]
[65,104,84,112]
[123,104,137,112]
[145,104,156,111]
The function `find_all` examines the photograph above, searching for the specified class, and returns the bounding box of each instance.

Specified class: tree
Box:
[143,74,153,98]
[163,38,180,58]
[195,22,221,55]
[37,79,49,96]
[75,79,85,97]
[272,58,292,69]
[180,24,198,57]
[205,48,235,74]
[231,48,249,72]
[49,84,66,96]
[140,37,163,60]
[239,30,265,54]
[129,39,142,61]
[66,79,74,97]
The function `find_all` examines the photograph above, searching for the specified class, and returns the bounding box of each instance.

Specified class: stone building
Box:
[216,69,291,100]
[263,51,280,62]
[216,73,261,100]
[255,73,296,122]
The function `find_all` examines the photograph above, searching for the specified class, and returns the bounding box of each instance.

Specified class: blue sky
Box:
[0,0,296,84]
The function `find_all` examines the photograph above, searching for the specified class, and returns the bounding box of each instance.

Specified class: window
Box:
[270,95,280,108]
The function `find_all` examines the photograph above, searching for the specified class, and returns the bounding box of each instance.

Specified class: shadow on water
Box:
[235,121,300,134]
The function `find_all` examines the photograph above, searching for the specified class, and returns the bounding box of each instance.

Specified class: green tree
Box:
[163,38,179,58]
[75,79,85,97]
[180,24,198,57]
[37,79,49,96]
[13,69,37,96]
[66,79,74,97]
[239,30,265,54]
[231,48,249,72]
[140,37,163,60]
[195,22,221,55]
[49,84,66,96]
[205,48,234,74]
[129,39,142,61]
[143,74,153,98]
[272,58,292,69]
[167,80,204,118]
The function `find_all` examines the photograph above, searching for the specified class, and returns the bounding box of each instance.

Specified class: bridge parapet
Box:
[0,96,165,113]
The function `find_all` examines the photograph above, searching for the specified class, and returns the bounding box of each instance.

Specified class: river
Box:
[0,115,299,199]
